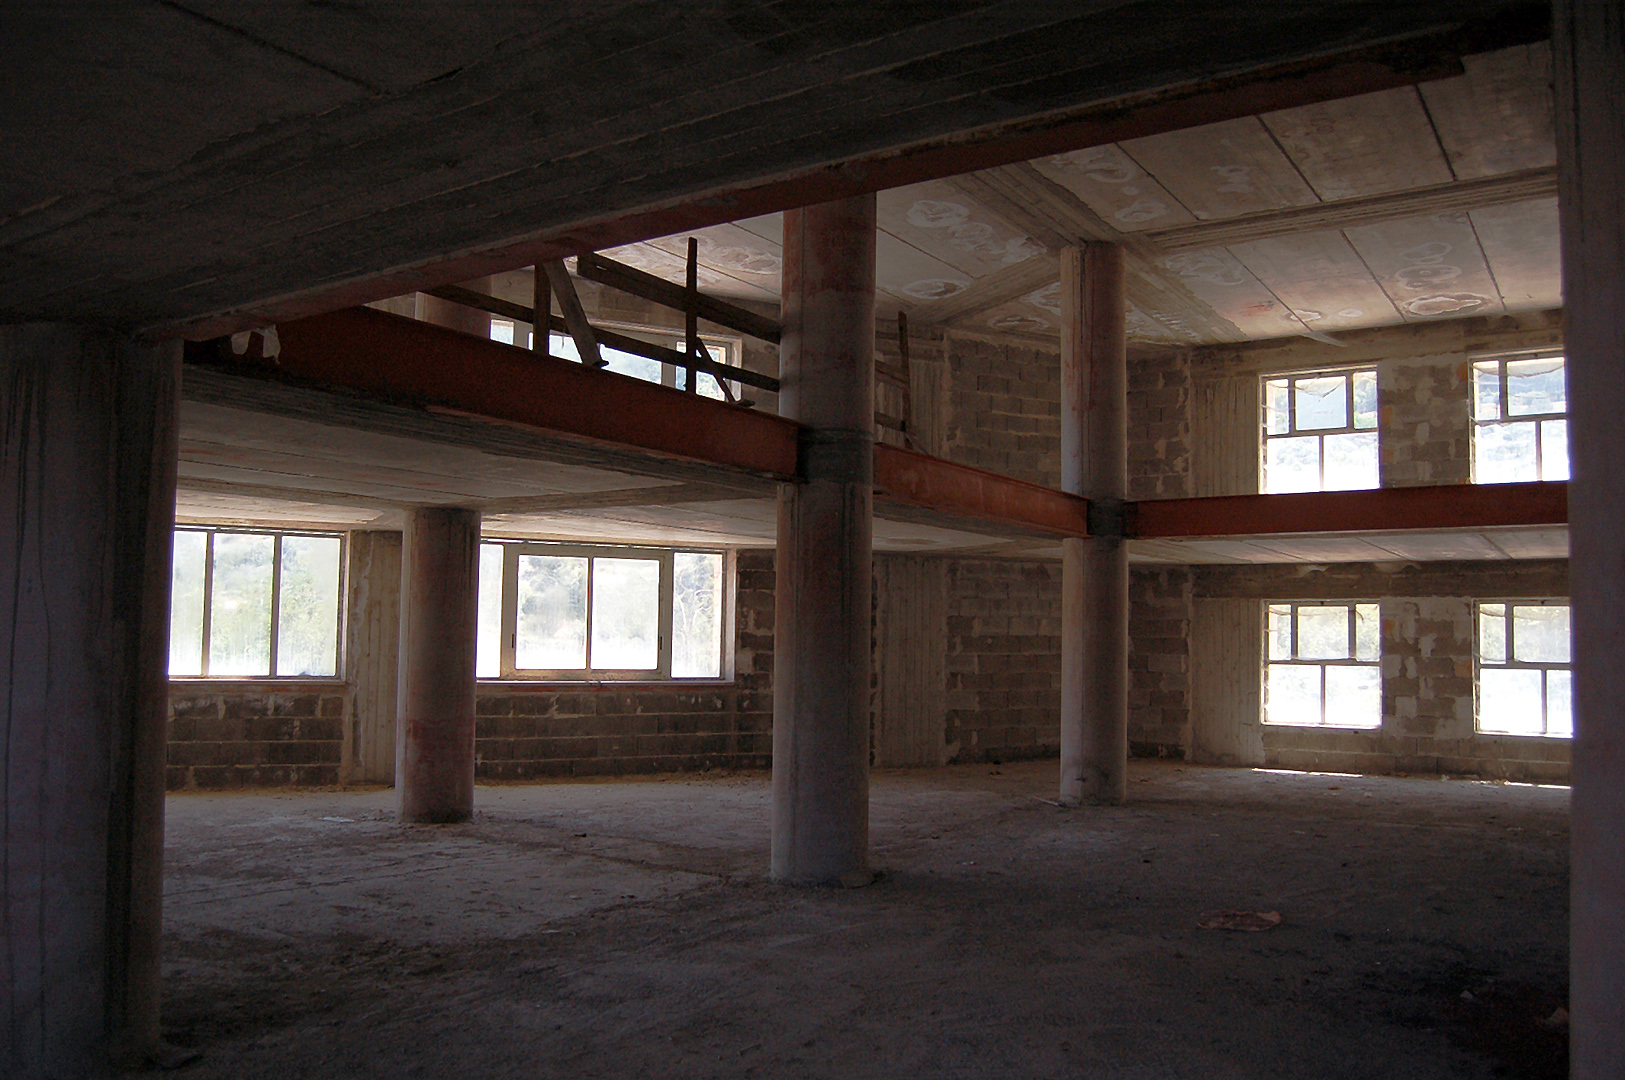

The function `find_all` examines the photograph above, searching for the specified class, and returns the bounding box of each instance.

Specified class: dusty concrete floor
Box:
[139,761,1570,1079]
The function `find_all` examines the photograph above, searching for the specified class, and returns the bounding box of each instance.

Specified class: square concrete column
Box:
[1554,5,1625,1075]
[1058,243,1129,806]
[1,324,179,1077]
[772,194,876,885]
[396,507,481,824]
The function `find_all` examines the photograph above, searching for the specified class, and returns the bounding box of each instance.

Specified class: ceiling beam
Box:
[1145,165,1557,254]
[159,20,1548,342]
[1128,481,1566,538]
[474,483,749,514]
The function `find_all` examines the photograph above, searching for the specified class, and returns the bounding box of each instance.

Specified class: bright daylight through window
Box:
[477,542,725,680]
[1477,601,1572,738]
[1472,355,1568,483]
[1262,369,1378,493]
[491,322,734,400]
[169,528,343,677]
[1264,602,1381,728]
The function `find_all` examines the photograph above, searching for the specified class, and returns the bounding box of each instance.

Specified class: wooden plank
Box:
[576,250,782,343]
[1419,42,1556,180]
[640,223,783,302]
[1225,230,1403,331]
[1262,86,1454,199]
[1343,212,1507,321]
[1127,481,1567,538]
[1119,117,1319,220]
[541,260,604,367]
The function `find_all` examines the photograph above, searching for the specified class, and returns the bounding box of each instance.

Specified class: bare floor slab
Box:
[141,761,1569,1079]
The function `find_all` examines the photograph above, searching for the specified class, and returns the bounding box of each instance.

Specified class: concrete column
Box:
[772,194,876,885]
[1058,243,1129,806]
[1,325,179,1076]
[1554,6,1625,1076]
[396,507,480,823]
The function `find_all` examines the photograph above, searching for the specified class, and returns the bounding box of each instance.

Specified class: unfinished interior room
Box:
[3,3,1621,1078]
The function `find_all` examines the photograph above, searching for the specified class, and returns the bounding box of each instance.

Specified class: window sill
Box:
[476,678,735,689]
[168,677,346,687]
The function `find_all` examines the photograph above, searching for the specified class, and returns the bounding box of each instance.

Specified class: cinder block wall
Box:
[167,684,347,788]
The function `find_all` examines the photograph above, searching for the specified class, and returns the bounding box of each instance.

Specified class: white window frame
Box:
[169,526,346,680]
[1475,599,1572,738]
[1263,600,1382,729]
[1470,353,1568,483]
[490,320,743,400]
[483,541,731,682]
[1261,368,1379,493]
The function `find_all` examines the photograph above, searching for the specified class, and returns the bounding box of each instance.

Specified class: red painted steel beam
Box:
[161,21,1543,343]
[1127,482,1568,538]
[215,305,803,479]
[874,444,1091,538]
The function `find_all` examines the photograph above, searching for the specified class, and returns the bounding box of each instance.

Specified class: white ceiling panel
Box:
[1028,144,1196,232]
[1419,43,1556,180]
[1343,213,1506,322]
[1120,117,1319,221]
[1263,87,1453,200]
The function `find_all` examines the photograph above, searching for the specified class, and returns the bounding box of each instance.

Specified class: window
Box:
[491,322,736,400]
[1264,602,1381,728]
[477,542,726,680]
[1477,601,1572,737]
[1472,355,1568,483]
[169,528,344,677]
[1262,369,1378,493]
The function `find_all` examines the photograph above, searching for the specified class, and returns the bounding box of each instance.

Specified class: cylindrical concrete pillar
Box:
[1554,5,1625,1075]
[396,506,481,824]
[1,324,179,1077]
[772,194,876,885]
[1058,243,1129,806]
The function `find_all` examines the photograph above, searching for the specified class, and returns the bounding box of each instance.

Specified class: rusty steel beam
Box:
[873,444,1091,538]
[1127,482,1568,538]
[160,19,1548,343]
[207,305,802,479]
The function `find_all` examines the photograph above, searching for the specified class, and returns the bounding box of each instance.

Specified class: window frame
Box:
[489,319,744,401]
[1260,367,1379,493]
[1262,600,1383,730]
[169,526,347,680]
[1475,598,1572,739]
[1470,353,1568,483]
[483,540,731,683]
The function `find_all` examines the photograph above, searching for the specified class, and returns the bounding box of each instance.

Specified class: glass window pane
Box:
[1540,420,1570,481]
[209,533,274,676]
[1505,358,1566,416]
[276,536,341,676]
[1473,361,1502,421]
[1267,604,1293,661]
[548,332,580,362]
[1513,605,1570,664]
[1322,431,1378,491]
[1293,375,1348,430]
[1546,670,1573,738]
[489,320,515,345]
[1265,379,1290,435]
[1475,421,1538,484]
[675,345,728,400]
[590,558,660,669]
[1354,604,1380,662]
[1297,605,1351,660]
[1264,435,1321,493]
[1479,604,1507,664]
[477,544,503,678]
[1351,370,1378,429]
[1265,664,1321,726]
[1479,668,1544,735]
[672,553,723,678]
[517,555,587,669]
[601,346,663,384]
[169,531,208,676]
[1324,666,1382,729]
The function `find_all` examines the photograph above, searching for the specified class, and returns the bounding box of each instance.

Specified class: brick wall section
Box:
[942,335,1061,486]
[944,558,1062,763]
[1128,567,1193,757]
[1381,597,1475,743]
[1379,358,1473,487]
[472,550,774,778]
[167,683,346,788]
[1128,347,1194,499]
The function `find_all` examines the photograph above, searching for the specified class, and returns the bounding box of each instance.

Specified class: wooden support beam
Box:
[541,260,604,368]
[1127,481,1567,538]
[577,250,783,344]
